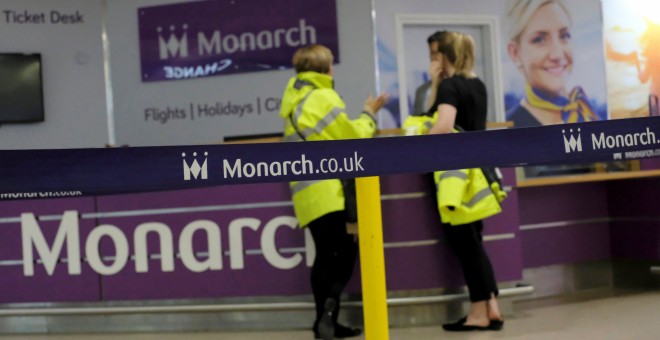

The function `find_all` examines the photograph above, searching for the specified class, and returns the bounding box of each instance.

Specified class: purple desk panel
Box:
[608,177,660,260]
[0,198,101,303]
[518,182,611,268]
[94,183,307,300]
[0,174,523,303]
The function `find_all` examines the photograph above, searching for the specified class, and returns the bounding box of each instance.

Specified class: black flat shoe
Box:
[314,323,362,339]
[314,325,362,340]
[442,316,490,332]
[489,319,504,331]
[334,324,362,338]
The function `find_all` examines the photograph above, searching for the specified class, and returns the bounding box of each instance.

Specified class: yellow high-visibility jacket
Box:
[434,167,506,226]
[416,125,505,225]
[279,71,377,227]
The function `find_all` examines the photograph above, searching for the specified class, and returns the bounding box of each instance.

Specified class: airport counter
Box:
[515,158,660,293]
[0,169,522,305]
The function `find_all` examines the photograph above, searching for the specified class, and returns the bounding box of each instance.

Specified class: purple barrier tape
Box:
[1,117,659,200]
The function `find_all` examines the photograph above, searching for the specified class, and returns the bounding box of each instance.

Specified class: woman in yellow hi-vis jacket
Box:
[426,31,506,332]
[279,44,387,340]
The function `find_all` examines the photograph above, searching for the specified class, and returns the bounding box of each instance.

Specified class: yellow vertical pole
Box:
[355,176,389,340]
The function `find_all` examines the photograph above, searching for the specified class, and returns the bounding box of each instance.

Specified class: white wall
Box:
[0,0,108,149]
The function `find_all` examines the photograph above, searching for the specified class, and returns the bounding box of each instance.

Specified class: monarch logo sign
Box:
[563,125,659,154]
[157,21,317,61]
[591,127,658,150]
[138,0,339,82]
[158,24,189,60]
[563,128,582,153]
[20,211,313,276]
[182,152,208,180]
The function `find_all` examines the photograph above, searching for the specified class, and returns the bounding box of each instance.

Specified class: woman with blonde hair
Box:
[505,0,598,127]
[427,31,504,332]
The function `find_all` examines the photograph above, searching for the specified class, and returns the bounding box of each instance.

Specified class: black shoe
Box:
[442,316,490,332]
[488,319,504,331]
[334,324,362,338]
[314,324,362,339]
[317,298,336,340]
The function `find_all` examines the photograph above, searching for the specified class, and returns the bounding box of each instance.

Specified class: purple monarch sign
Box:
[138,0,339,82]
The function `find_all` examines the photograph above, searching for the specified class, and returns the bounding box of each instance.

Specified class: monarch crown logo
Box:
[182,152,208,180]
[563,128,582,153]
[158,24,189,60]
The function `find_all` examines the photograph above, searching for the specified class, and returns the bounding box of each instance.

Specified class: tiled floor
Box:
[1,290,659,339]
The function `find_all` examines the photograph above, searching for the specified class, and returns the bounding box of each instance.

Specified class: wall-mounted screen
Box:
[0,53,44,124]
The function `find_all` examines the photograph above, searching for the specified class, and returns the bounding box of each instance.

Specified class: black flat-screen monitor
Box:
[0,53,44,124]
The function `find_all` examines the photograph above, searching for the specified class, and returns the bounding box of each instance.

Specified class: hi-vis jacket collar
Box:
[295,71,333,89]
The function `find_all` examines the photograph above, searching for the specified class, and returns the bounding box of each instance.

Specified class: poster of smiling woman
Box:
[501,0,608,128]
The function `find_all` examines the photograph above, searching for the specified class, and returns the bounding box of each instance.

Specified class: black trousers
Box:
[442,220,499,302]
[308,211,358,326]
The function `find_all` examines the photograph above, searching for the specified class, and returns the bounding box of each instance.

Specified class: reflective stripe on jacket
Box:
[402,111,438,135]
[434,167,504,226]
[279,71,377,227]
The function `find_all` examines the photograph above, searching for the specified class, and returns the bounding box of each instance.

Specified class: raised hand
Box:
[363,92,389,114]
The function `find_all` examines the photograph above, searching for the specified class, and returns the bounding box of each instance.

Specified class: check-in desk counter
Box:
[0,170,523,332]
[515,157,660,294]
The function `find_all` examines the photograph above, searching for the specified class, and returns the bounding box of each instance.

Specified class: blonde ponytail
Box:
[455,33,475,78]
[437,32,476,78]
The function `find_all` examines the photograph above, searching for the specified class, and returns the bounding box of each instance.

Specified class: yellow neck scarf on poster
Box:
[525,85,599,123]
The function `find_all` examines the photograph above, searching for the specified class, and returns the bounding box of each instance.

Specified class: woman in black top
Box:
[427,31,504,332]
